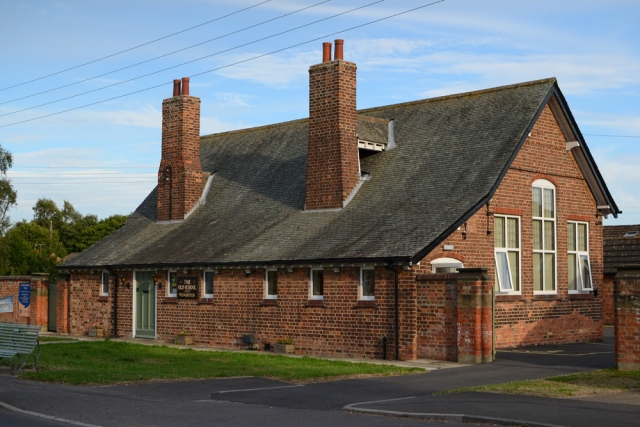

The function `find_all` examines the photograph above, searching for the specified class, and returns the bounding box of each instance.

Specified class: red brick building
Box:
[59,40,620,363]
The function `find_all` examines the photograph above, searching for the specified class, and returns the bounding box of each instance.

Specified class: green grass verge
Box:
[19,341,423,385]
[441,368,640,398]
[39,336,78,342]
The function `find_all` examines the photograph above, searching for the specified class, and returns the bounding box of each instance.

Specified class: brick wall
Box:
[157,94,202,221]
[0,275,48,328]
[603,273,615,325]
[417,104,604,348]
[305,58,360,210]
[416,273,457,361]
[68,272,113,336]
[68,266,421,360]
[614,266,640,371]
[56,275,69,333]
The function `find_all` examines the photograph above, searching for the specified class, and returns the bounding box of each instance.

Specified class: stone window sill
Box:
[260,299,279,306]
[197,298,214,305]
[97,296,109,302]
[495,295,526,302]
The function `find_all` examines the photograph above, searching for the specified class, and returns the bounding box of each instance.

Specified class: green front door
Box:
[135,272,155,338]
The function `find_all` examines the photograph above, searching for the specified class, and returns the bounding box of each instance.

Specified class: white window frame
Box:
[310,268,324,300]
[167,271,177,297]
[430,257,464,273]
[202,270,214,298]
[359,267,375,301]
[532,179,557,294]
[265,268,278,300]
[494,215,521,294]
[101,271,110,296]
[568,221,593,293]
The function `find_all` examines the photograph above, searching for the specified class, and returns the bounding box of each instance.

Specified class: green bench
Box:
[0,323,41,374]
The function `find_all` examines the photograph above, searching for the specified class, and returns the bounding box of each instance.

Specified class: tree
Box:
[60,213,127,253]
[0,221,66,279]
[32,198,63,231]
[0,145,17,236]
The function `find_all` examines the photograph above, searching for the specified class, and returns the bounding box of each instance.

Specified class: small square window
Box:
[360,268,375,300]
[101,272,109,296]
[203,271,214,298]
[265,269,277,299]
[624,231,639,238]
[310,269,324,300]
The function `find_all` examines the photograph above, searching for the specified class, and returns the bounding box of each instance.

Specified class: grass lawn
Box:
[39,336,78,342]
[16,340,423,385]
[442,368,640,398]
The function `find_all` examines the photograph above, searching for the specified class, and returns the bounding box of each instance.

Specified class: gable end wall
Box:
[416,104,603,350]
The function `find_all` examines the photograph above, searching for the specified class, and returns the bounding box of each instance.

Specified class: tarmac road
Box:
[0,328,636,427]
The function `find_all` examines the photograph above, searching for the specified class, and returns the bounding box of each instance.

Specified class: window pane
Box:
[568,223,576,252]
[362,269,375,297]
[532,187,542,217]
[568,254,577,291]
[205,271,214,295]
[267,271,277,295]
[507,218,519,249]
[533,220,542,250]
[169,272,177,294]
[508,251,519,291]
[494,217,505,248]
[496,252,513,292]
[312,270,324,296]
[578,223,588,252]
[533,253,543,291]
[543,188,554,218]
[544,253,555,291]
[544,221,555,250]
[580,255,592,290]
[436,267,458,273]
[102,273,109,294]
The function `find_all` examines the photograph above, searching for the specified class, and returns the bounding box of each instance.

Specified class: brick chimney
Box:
[157,77,203,222]
[305,39,359,210]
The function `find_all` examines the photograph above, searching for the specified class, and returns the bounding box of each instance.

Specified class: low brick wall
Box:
[416,269,493,364]
[614,266,640,371]
[0,275,49,328]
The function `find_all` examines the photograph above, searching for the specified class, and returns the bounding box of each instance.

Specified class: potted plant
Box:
[273,337,294,354]
[174,329,193,345]
[89,323,104,338]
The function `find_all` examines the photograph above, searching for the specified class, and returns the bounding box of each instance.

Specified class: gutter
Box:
[58,256,413,272]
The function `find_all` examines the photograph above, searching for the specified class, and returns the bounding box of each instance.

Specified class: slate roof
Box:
[62,78,613,269]
[603,225,640,274]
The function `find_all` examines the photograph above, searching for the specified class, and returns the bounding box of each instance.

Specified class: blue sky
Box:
[0,0,638,225]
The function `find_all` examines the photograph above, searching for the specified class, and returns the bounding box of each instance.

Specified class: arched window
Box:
[431,257,463,273]
[532,179,556,293]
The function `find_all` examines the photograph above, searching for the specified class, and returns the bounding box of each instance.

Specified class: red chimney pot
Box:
[322,42,332,63]
[334,39,344,60]
[173,79,181,97]
[182,77,190,96]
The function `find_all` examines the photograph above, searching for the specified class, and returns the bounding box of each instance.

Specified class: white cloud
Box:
[214,92,254,107]
[214,50,318,86]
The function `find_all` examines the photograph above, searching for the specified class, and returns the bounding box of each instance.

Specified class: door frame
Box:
[132,270,157,339]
